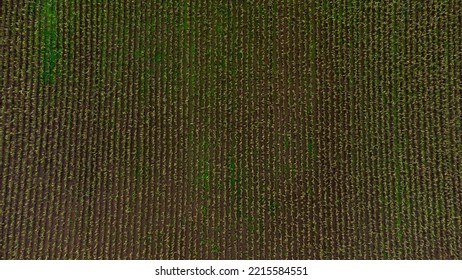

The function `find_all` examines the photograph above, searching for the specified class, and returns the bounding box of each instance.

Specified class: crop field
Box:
[1,0,461,259]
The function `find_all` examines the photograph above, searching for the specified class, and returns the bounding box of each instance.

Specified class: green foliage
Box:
[40,0,60,84]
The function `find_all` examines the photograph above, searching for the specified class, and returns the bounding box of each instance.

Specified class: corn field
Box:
[1,0,461,259]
